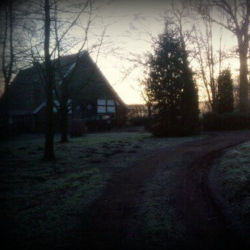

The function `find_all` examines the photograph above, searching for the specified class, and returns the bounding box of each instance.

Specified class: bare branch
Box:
[49,0,91,57]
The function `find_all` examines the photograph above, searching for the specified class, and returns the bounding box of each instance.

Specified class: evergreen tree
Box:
[145,28,199,136]
[217,69,234,113]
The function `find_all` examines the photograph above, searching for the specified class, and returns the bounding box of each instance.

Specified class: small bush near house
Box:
[202,112,250,131]
[86,120,113,131]
[128,117,150,127]
[146,117,181,137]
[70,119,86,137]
[149,120,199,137]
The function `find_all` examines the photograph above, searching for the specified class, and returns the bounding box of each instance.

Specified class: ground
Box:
[0,129,250,250]
[209,142,250,244]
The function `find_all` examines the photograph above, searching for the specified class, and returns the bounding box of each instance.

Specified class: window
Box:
[107,99,114,105]
[97,99,106,113]
[97,99,106,105]
[107,99,115,113]
[97,106,106,113]
[97,99,116,113]
[107,106,115,113]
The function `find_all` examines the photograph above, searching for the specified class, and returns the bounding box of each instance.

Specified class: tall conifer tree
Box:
[217,69,234,113]
[146,27,199,136]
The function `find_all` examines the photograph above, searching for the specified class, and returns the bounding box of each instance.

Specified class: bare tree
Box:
[52,0,93,143]
[167,1,231,112]
[21,0,105,158]
[52,0,107,143]
[191,18,224,112]
[197,0,250,112]
[43,0,55,160]
[0,0,14,132]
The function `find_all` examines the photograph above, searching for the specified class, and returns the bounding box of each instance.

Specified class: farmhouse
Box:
[3,52,127,132]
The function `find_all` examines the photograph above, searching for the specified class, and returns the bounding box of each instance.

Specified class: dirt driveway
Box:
[74,131,250,250]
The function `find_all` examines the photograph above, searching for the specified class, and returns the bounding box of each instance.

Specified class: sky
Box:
[0,0,241,104]
[82,0,170,104]
[84,0,239,104]
[1,0,167,102]
[94,2,166,104]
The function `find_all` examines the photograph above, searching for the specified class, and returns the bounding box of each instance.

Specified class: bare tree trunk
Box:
[147,102,152,118]
[43,0,55,160]
[53,0,93,143]
[239,42,249,112]
[60,106,68,142]
[1,0,14,134]
[60,82,69,143]
[193,26,215,112]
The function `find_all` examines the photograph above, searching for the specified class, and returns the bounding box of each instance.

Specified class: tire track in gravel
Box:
[77,131,250,250]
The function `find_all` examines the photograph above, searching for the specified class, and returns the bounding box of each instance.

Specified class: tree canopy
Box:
[217,69,234,113]
[145,27,199,136]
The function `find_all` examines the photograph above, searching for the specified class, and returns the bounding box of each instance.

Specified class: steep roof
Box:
[8,52,126,114]
[8,66,45,115]
[62,52,126,106]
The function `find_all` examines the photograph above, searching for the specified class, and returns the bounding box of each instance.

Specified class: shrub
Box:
[149,122,182,137]
[146,115,200,137]
[86,119,113,131]
[128,117,150,126]
[70,119,86,137]
[217,69,234,113]
[202,112,250,131]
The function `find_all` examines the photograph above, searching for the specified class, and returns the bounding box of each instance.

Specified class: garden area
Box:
[0,131,199,249]
[1,130,250,249]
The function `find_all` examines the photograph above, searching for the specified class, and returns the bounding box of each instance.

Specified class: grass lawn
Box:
[0,130,200,249]
[210,142,250,241]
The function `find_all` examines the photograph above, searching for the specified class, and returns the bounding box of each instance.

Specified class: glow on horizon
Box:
[0,1,242,105]
[87,2,241,105]
[89,3,167,104]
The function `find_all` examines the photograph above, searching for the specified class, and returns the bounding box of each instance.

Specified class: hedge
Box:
[202,112,250,131]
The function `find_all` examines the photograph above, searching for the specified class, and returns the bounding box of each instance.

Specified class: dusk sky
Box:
[0,0,240,103]
[94,1,166,104]
[83,0,239,104]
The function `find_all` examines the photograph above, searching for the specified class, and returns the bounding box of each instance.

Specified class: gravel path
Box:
[73,131,250,250]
